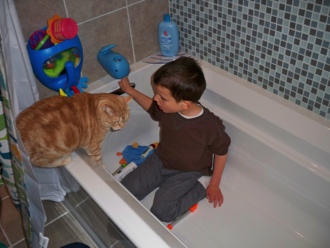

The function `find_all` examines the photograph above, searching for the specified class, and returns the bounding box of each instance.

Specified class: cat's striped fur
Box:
[16,93,131,167]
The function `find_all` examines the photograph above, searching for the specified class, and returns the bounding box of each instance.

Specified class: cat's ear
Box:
[102,105,113,115]
[97,98,115,116]
[123,96,132,104]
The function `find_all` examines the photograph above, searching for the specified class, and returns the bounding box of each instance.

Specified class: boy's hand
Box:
[206,186,224,208]
[118,77,153,111]
[118,77,133,94]
[207,153,227,208]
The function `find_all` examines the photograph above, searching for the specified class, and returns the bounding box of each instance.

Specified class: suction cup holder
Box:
[27,27,85,93]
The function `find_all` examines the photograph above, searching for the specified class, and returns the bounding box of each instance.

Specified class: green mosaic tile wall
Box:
[170,0,330,120]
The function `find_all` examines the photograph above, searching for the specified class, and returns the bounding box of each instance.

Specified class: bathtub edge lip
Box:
[66,151,187,248]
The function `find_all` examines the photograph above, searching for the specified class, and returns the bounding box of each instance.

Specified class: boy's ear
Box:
[181,100,191,110]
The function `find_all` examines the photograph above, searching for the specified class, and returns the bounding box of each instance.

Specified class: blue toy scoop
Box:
[97,44,130,79]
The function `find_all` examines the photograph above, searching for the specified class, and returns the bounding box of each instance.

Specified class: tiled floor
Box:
[0,180,133,248]
[0,183,96,248]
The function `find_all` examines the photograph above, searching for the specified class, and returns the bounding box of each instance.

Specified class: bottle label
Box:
[160,31,172,52]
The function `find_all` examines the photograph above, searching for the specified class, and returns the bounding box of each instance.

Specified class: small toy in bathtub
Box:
[167,203,198,230]
[113,142,159,181]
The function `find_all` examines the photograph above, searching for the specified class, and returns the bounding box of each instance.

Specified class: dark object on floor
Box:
[0,242,7,248]
[61,243,90,248]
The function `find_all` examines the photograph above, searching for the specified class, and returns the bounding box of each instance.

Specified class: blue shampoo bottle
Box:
[158,14,179,57]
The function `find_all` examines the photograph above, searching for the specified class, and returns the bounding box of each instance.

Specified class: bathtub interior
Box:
[100,93,330,248]
[202,86,330,209]
[67,61,330,248]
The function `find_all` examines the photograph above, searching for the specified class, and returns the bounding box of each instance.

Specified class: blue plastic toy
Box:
[27,27,88,97]
[97,44,130,79]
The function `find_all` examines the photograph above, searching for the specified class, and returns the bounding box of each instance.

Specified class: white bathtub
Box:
[66,59,330,248]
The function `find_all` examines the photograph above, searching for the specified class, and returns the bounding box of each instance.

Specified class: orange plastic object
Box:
[167,203,198,230]
[116,152,122,156]
[119,158,127,164]
[167,223,174,230]
[189,203,198,212]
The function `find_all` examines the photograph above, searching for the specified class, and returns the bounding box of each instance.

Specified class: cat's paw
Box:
[52,156,72,167]
[89,154,103,167]
[46,156,72,167]
[94,159,105,169]
[62,156,73,165]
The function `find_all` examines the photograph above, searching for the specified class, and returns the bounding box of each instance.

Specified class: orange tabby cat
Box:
[16,92,131,167]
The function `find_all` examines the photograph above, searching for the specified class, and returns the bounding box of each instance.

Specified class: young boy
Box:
[118,57,231,222]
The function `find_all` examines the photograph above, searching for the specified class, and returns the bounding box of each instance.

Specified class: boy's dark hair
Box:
[152,57,206,102]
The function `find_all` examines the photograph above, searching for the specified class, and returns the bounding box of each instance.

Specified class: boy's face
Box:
[152,84,184,113]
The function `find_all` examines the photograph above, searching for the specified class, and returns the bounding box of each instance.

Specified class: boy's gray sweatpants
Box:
[121,150,207,222]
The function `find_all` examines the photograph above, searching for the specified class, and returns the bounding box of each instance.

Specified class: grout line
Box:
[62,0,145,64]
[76,2,142,26]
[44,211,69,227]
[11,237,25,247]
[1,194,9,201]
[109,240,120,248]
[74,196,90,209]
[63,0,69,17]
[0,224,12,247]
[77,11,122,25]
[126,0,136,63]
[69,0,145,63]
[62,198,104,248]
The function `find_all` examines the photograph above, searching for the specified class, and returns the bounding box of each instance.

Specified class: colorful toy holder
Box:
[27,15,88,97]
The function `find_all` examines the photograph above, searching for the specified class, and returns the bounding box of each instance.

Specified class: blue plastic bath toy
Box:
[97,44,130,79]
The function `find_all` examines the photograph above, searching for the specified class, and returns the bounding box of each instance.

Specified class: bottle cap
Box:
[163,13,171,22]
[47,14,78,44]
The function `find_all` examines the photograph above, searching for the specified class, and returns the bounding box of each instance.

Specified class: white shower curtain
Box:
[0,0,80,247]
